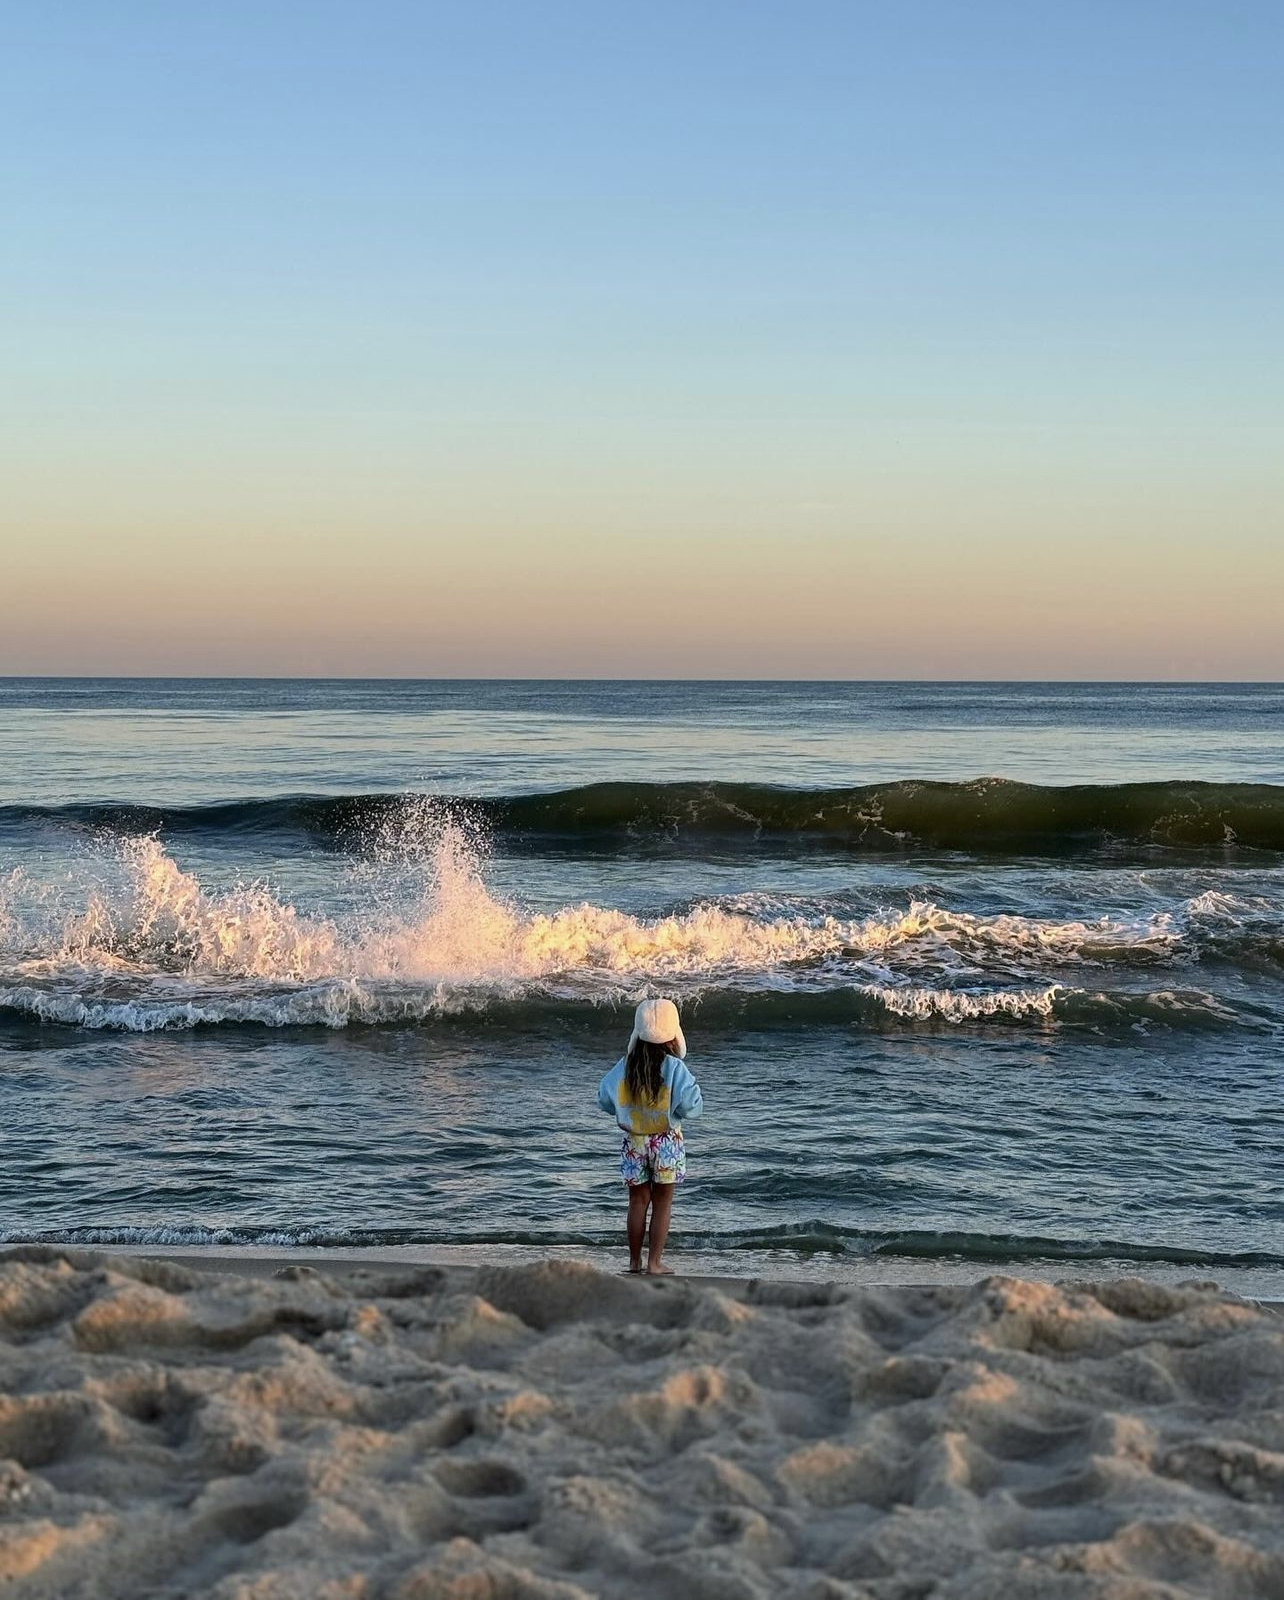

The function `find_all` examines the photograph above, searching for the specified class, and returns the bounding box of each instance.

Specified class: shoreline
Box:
[16,1237,1284,1305]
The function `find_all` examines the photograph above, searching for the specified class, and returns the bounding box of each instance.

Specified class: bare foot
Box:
[627,1261,643,1274]
[646,1263,674,1276]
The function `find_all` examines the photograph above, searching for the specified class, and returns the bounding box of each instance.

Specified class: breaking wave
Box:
[0,810,1273,1034]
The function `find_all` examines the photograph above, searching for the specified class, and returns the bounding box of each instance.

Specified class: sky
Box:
[2,0,1281,678]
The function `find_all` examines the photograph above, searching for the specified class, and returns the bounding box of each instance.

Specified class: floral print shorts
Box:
[621,1128,686,1187]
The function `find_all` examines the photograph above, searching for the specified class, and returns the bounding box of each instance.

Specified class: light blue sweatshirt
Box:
[598,1054,703,1136]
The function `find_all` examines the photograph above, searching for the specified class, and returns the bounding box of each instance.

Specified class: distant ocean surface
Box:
[1,680,1281,1291]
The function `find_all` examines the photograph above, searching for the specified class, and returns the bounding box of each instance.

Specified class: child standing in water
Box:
[598,998,703,1276]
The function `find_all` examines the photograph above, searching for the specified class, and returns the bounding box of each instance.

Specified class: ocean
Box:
[1,679,1281,1292]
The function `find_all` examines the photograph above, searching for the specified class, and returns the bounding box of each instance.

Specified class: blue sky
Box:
[3,1,1281,676]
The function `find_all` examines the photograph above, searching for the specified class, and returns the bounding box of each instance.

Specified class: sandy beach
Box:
[0,1248,1281,1599]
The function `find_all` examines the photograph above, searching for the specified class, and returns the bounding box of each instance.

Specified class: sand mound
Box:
[0,1250,1281,1598]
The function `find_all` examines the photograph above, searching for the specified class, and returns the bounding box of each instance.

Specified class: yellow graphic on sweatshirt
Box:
[621,1083,671,1135]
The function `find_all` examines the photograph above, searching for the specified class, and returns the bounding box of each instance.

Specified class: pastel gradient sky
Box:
[3,0,1281,678]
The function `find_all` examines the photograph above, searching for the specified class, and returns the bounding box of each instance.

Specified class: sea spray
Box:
[0,820,1191,985]
[0,810,1273,1031]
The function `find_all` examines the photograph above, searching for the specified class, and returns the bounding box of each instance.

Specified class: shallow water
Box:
[2,680,1282,1291]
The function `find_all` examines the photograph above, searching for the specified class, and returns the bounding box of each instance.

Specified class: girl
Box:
[597,998,703,1276]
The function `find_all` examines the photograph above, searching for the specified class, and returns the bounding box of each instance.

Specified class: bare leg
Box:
[626,1182,651,1272]
[647,1182,675,1275]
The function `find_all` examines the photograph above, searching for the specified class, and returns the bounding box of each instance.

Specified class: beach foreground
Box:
[0,1250,1282,1599]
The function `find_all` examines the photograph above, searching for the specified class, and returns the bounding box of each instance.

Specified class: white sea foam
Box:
[865,983,1063,1022]
[0,814,1257,1030]
[0,831,1186,979]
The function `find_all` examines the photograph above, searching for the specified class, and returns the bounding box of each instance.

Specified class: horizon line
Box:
[4,674,1284,688]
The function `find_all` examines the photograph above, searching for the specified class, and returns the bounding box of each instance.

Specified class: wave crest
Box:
[8,777,1284,852]
[0,813,1270,1034]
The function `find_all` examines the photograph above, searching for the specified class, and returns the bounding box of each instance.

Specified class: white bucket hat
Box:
[627,997,686,1059]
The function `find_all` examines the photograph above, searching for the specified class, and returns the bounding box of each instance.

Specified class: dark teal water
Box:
[1,680,1282,1289]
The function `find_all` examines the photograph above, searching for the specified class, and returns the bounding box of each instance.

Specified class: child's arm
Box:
[670,1061,703,1120]
[597,1070,617,1116]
